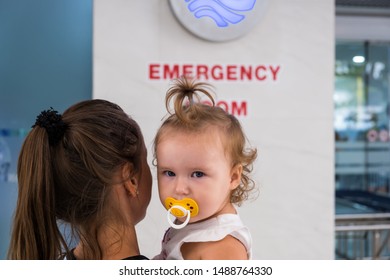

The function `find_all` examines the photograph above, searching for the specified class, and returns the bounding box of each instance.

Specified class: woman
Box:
[7,99,152,259]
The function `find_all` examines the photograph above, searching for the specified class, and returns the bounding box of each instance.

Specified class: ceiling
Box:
[336,0,390,15]
[336,0,390,8]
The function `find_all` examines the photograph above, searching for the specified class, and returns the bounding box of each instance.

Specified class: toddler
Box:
[153,76,257,260]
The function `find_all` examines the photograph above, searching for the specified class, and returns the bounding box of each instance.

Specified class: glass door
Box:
[335,41,390,259]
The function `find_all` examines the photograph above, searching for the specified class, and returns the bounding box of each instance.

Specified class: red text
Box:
[202,100,248,117]
[149,63,281,82]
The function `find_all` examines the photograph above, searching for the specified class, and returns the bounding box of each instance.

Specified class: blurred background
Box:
[0,0,92,258]
[1,0,390,259]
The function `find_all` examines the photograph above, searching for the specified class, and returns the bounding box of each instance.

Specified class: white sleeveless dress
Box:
[153,213,252,260]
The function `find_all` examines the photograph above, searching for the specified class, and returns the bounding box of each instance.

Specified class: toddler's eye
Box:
[192,171,204,178]
[164,170,176,177]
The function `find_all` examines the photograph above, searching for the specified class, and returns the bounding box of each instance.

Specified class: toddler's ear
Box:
[230,164,243,190]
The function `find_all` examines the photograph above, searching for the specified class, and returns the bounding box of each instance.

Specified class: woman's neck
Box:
[74,224,140,260]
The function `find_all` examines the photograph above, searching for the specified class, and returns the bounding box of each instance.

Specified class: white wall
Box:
[336,15,390,40]
[93,0,335,259]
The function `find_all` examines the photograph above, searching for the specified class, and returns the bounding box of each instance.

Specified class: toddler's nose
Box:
[174,177,189,195]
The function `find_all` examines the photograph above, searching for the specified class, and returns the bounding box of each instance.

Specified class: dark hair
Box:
[154,76,257,205]
[8,99,144,259]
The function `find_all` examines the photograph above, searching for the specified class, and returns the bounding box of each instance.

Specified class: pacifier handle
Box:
[167,205,191,229]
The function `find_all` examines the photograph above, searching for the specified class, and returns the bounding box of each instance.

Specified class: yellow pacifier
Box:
[164,197,199,229]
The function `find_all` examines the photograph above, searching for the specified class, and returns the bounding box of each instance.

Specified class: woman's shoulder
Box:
[62,248,149,260]
[122,255,149,260]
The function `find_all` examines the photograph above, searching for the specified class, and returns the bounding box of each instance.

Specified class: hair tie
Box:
[183,89,194,95]
[32,107,68,146]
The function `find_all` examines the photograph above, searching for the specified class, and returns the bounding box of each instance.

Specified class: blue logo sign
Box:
[170,0,268,42]
[184,0,256,27]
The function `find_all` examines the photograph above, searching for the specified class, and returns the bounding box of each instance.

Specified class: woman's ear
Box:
[125,178,139,197]
[122,163,139,197]
[230,164,243,190]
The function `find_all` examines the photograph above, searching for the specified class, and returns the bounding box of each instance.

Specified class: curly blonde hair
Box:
[154,76,257,205]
